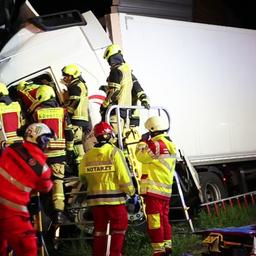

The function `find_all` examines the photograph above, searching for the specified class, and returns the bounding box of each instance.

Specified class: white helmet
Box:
[24,123,55,150]
[144,116,169,132]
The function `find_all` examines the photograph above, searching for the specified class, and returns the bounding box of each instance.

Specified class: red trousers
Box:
[92,204,128,256]
[0,215,37,256]
[144,196,172,247]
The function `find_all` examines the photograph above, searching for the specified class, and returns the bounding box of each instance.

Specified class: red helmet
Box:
[93,122,113,138]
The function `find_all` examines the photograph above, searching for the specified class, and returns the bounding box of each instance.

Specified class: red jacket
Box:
[0,141,53,218]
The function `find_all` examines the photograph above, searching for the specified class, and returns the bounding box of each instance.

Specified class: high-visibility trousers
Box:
[0,215,37,256]
[144,196,172,255]
[50,162,66,211]
[92,204,128,256]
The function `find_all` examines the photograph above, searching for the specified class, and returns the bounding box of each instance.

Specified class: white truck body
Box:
[108,13,256,166]
[0,10,111,126]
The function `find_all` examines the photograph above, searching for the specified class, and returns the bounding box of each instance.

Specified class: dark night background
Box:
[28,0,256,30]
[1,0,256,49]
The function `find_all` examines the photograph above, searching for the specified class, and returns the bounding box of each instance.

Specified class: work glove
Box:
[141,99,150,110]
[141,132,150,141]
[98,85,108,93]
[100,105,107,121]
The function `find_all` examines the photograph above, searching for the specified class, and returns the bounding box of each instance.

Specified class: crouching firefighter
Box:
[0,123,54,256]
[79,121,137,256]
[135,116,177,256]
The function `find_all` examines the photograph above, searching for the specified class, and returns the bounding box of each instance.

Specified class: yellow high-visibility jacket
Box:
[79,143,135,206]
[103,63,133,108]
[0,101,23,145]
[135,134,176,200]
[66,79,89,124]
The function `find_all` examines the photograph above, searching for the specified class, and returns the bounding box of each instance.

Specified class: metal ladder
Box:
[200,190,256,216]
[170,171,195,232]
[105,105,195,232]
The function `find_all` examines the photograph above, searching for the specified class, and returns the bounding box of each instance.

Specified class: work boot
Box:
[153,251,166,256]
[52,210,66,225]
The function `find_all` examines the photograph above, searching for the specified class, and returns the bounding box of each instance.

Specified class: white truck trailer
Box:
[0,5,256,205]
[105,11,256,202]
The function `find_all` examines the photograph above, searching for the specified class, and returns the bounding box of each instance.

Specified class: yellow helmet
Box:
[29,85,56,112]
[62,64,81,78]
[144,116,169,132]
[0,82,9,96]
[36,85,56,102]
[103,44,122,61]
[17,81,29,91]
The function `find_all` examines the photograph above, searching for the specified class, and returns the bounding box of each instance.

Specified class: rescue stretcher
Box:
[197,225,256,256]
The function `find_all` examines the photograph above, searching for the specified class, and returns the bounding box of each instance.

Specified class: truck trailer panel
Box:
[113,13,256,164]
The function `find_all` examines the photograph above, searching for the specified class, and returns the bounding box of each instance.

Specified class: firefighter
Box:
[135,116,176,256]
[101,44,150,128]
[0,82,23,152]
[79,121,137,256]
[0,123,54,256]
[61,63,91,169]
[30,85,74,224]
[16,81,42,122]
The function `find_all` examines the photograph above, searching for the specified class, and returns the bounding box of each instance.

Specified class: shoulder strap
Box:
[10,143,44,176]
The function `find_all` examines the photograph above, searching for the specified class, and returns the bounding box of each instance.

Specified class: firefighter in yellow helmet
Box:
[16,81,41,121]
[135,116,176,256]
[101,44,150,126]
[0,82,23,153]
[79,121,136,256]
[28,85,74,224]
[61,64,90,171]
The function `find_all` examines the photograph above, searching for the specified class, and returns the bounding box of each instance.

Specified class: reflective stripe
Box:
[159,154,176,159]
[86,160,113,166]
[42,164,49,174]
[147,189,172,198]
[0,167,32,192]
[155,141,160,155]
[94,231,106,236]
[140,179,172,189]
[0,196,28,212]
[111,229,126,235]
[90,190,124,195]
[87,197,126,205]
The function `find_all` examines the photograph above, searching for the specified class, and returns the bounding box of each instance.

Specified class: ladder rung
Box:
[171,219,187,222]
[170,206,185,210]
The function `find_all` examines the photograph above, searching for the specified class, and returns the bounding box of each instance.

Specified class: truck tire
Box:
[199,172,227,203]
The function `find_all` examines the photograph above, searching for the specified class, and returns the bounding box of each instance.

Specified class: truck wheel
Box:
[199,172,227,203]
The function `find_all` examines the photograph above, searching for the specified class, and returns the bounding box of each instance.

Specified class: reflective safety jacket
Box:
[135,133,176,200]
[102,63,133,118]
[79,143,135,206]
[17,83,40,112]
[0,142,53,218]
[65,78,89,126]
[33,105,74,161]
[0,100,23,145]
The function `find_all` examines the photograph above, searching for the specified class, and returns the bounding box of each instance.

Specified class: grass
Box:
[45,204,256,255]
